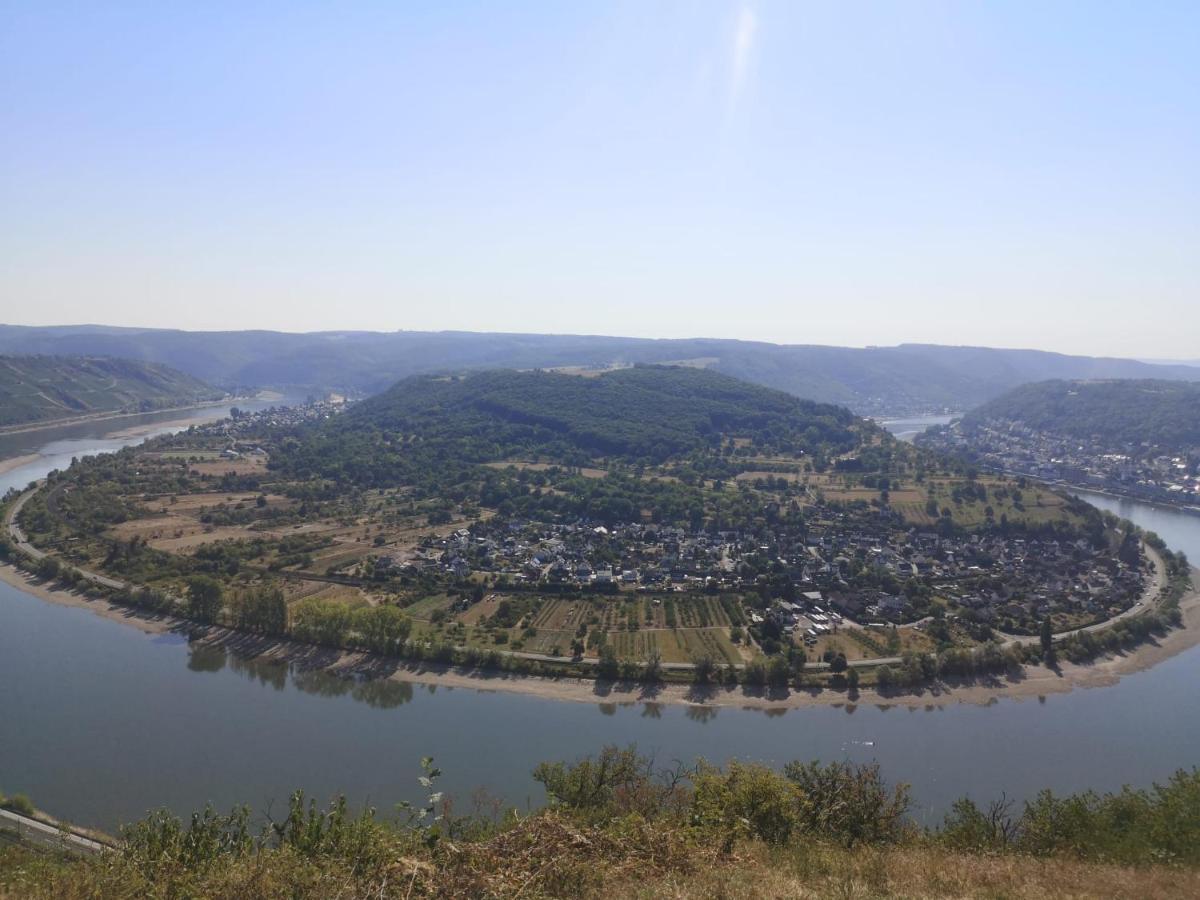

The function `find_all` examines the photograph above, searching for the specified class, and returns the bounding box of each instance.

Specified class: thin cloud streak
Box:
[729,4,757,109]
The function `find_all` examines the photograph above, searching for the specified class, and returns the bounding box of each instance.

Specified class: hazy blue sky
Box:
[2,2,1197,356]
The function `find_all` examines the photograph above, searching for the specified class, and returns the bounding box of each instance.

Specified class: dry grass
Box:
[6,827,1197,900]
[188,457,268,477]
[614,842,1200,899]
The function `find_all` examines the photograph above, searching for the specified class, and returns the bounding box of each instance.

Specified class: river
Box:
[874,415,954,443]
[1,413,1198,833]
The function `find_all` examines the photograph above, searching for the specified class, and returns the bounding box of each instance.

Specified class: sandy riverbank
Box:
[0,564,179,637]
[102,412,231,440]
[0,400,239,437]
[0,453,41,476]
[5,560,1198,711]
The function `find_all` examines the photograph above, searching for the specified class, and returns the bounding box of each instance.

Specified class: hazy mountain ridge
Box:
[0,354,222,427]
[1,324,1197,414]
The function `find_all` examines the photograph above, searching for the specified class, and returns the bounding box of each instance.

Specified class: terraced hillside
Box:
[0,355,222,427]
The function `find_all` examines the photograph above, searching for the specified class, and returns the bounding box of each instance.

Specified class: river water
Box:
[1,414,1198,833]
[874,415,954,443]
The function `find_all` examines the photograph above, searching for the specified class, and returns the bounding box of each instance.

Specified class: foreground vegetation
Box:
[3,749,1200,898]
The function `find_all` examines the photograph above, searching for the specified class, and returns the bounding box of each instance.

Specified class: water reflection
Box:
[187,644,228,673]
[187,640,418,706]
[229,654,288,692]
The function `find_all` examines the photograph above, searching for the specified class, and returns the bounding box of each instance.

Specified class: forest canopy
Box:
[963,379,1200,449]
[269,366,863,490]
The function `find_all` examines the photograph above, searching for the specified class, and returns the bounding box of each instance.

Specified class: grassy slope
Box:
[3,821,1197,899]
[0,355,221,427]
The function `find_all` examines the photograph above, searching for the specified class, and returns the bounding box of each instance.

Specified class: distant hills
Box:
[1,324,1198,414]
[270,366,862,489]
[0,355,222,428]
[962,379,1200,449]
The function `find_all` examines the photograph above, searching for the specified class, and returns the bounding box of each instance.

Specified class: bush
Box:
[0,792,35,817]
[533,745,688,822]
[937,768,1200,866]
[784,760,912,846]
[692,762,801,846]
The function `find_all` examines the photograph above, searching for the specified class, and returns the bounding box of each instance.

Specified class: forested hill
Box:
[962,379,1200,448]
[271,366,862,487]
[0,355,222,427]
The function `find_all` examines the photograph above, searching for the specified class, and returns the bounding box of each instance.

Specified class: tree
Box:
[354,605,412,654]
[597,645,620,681]
[743,659,767,686]
[847,666,860,692]
[829,653,849,674]
[766,656,791,688]
[640,652,663,683]
[692,653,716,685]
[186,575,223,624]
[1040,618,1056,667]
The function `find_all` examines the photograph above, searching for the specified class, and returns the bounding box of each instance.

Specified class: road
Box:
[0,808,110,856]
[6,483,127,590]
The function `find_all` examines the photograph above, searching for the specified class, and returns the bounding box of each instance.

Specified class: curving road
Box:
[6,483,126,590]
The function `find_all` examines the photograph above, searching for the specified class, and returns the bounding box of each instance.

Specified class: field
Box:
[609,627,742,664]
[395,591,750,664]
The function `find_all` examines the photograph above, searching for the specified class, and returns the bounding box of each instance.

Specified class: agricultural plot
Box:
[188,456,268,477]
[519,629,574,656]
[735,470,804,483]
[671,596,732,628]
[109,514,261,553]
[405,593,454,621]
[609,631,664,661]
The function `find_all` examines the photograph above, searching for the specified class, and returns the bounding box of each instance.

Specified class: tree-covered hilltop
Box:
[270,366,863,489]
[0,354,222,427]
[961,379,1200,449]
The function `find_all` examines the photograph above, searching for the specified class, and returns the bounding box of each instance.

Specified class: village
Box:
[374,499,1149,641]
[921,420,1200,510]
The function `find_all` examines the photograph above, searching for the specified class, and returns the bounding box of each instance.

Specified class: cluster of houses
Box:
[196,399,347,440]
[922,421,1200,510]
[370,502,1147,632]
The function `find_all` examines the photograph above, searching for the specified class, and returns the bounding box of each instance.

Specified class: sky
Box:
[1,1,1197,357]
